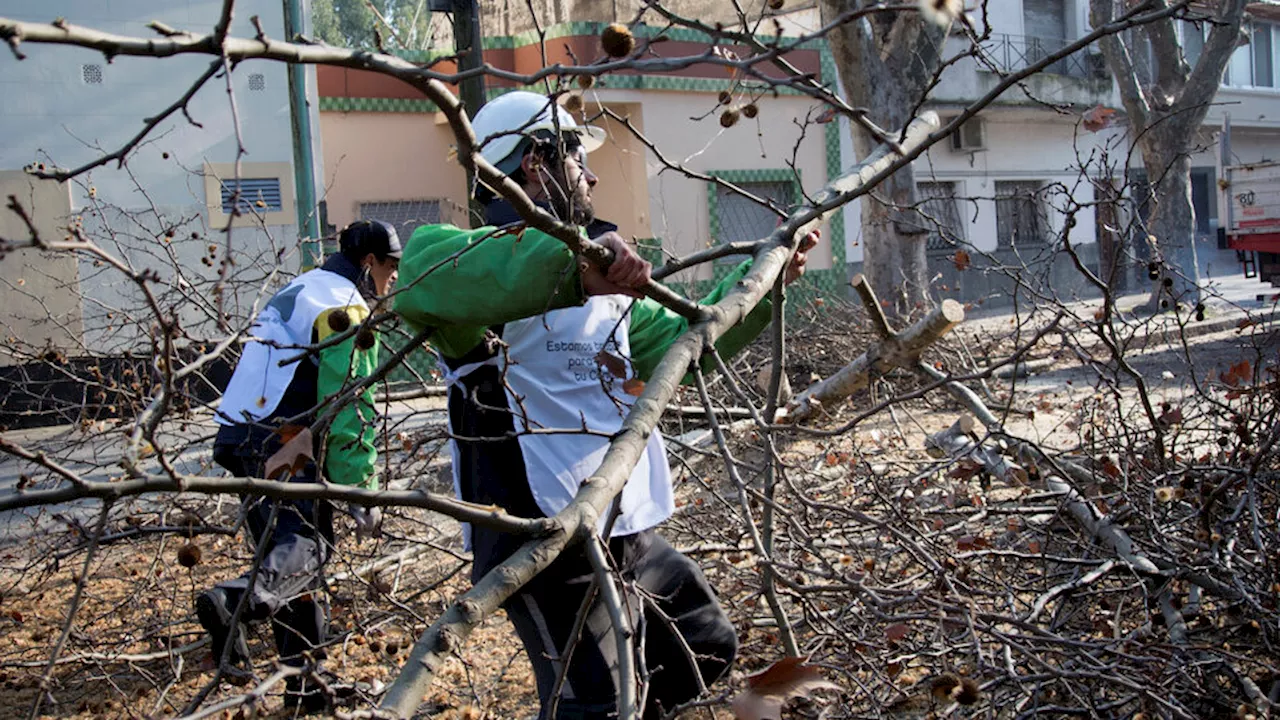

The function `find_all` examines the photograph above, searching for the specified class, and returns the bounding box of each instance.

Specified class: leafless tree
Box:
[0,2,1277,719]
[820,0,950,317]
[1090,0,1249,310]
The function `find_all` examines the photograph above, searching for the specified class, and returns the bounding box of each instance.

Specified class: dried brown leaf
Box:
[731,656,840,720]
[1082,104,1117,132]
[884,622,910,642]
[947,458,983,481]
[264,425,314,480]
[595,350,628,378]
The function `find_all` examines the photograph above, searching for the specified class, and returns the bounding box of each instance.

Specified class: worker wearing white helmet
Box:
[393,90,820,719]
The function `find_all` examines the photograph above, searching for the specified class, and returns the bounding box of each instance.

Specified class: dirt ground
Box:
[1,306,1276,719]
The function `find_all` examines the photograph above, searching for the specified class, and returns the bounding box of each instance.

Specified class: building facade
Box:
[316,23,844,300]
[320,0,1280,314]
[0,0,322,365]
[837,0,1280,305]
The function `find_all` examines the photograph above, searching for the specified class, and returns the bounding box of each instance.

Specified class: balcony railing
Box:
[980,34,1110,81]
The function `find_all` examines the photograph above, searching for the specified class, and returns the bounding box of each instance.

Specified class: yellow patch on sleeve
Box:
[316,305,371,342]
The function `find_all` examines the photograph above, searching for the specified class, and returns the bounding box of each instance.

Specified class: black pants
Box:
[475,526,738,720]
[212,431,334,667]
[449,373,737,717]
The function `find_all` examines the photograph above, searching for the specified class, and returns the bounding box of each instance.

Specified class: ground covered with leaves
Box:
[1,300,1278,719]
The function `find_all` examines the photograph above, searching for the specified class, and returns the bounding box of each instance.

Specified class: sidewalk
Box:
[959,270,1280,343]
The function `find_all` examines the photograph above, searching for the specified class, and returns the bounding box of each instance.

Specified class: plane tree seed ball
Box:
[327,309,351,333]
[601,24,635,58]
[177,542,202,568]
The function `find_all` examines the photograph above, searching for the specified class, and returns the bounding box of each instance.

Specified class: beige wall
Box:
[317,89,831,281]
[319,112,470,230]
[319,102,652,238]
[599,89,833,281]
[581,102,652,240]
[0,171,82,364]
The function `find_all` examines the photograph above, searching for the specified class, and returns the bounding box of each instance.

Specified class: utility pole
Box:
[283,0,321,264]
[453,0,487,117]
[453,0,487,227]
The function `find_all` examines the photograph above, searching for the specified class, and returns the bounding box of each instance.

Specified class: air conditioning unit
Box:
[949,117,986,152]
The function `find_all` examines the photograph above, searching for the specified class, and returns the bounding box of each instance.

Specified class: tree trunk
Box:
[1087,0,1245,311]
[859,165,930,316]
[821,0,945,321]
[1139,136,1201,310]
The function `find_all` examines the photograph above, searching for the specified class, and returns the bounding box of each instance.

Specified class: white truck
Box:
[1225,161,1280,284]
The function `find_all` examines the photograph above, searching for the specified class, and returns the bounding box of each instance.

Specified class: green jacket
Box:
[214,254,380,490]
[393,224,775,378]
[315,302,379,490]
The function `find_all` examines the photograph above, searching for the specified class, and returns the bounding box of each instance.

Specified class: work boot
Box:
[195,588,251,667]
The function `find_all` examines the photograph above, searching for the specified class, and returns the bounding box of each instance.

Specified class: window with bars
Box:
[995,181,1049,249]
[713,180,795,259]
[359,200,442,243]
[220,178,283,214]
[917,181,965,252]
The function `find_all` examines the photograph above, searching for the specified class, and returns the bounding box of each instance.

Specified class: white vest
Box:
[217,269,368,425]
[448,295,674,539]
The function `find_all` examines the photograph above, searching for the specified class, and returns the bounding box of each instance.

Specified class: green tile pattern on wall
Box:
[382,330,440,386]
[703,168,843,303]
[635,237,666,267]
[319,96,438,113]
[483,74,809,98]
[706,168,803,244]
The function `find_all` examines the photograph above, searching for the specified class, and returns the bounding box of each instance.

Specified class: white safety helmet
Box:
[470,91,606,176]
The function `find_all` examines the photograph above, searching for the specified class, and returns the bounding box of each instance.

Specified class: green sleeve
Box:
[627,260,774,383]
[393,224,587,359]
[316,316,379,490]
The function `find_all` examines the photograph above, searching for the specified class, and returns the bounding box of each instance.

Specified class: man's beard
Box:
[546,173,594,226]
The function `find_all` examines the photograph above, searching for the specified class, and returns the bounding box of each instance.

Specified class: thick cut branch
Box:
[925,415,1029,485]
[784,276,963,422]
